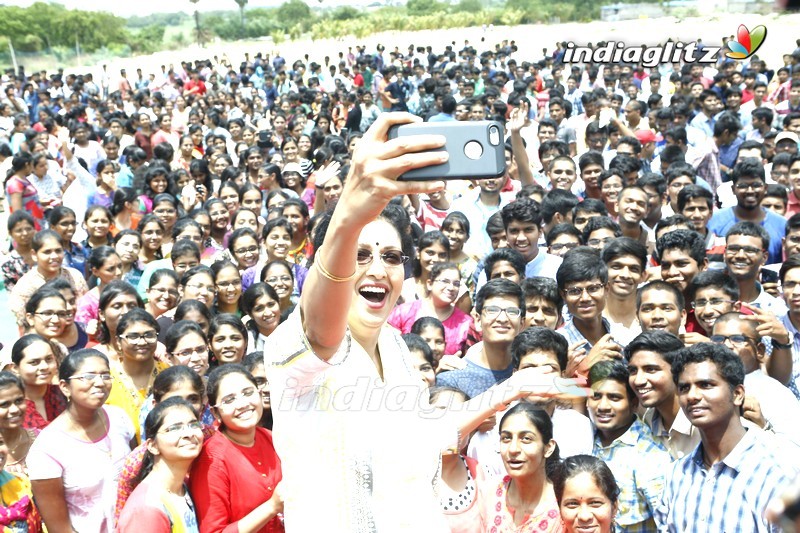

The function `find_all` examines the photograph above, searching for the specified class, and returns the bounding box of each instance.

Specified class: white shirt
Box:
[744,369,800,446]
[264,307,454,532]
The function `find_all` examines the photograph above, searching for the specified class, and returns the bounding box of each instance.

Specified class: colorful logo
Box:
[725,24,767,60]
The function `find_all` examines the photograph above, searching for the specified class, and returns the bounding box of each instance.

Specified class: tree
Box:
[235,0,247,30]
[190,0,202,45]
[276,0,311,30]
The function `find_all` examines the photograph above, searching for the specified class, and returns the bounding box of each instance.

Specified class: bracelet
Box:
[773,339,793,349]
[315,249,356,283]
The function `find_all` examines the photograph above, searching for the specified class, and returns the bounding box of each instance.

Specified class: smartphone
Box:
[387,120,506,181]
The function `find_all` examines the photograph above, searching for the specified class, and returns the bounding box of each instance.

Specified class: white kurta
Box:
[264,306,455,533]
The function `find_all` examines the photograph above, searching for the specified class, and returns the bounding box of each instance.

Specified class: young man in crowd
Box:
[615,185,654,251]
[656,229,708,306]
[601,237,647,345]
[588,359,672,531]
[625,330,699,460]
[656,343,792,532]
[677,185,726,253]
[520,277,562,330]
[500,198,562,279]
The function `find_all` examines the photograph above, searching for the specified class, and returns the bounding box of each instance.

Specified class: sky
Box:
[0,0,336,17]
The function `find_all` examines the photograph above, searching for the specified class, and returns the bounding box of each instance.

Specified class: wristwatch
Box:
[773,332,794,349]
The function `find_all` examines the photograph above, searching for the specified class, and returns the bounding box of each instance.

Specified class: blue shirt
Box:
[708,207,785,264]
[435,355,513,399]
[656,429,791,533]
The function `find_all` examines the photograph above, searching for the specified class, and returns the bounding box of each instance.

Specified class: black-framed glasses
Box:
[234,246,259,256]
[120,331,159,344]
[563,284,605,298]
[725,245,764,256]
[216,280,242,289]
[692,298,736,309]
[733,181,765,191]
[550,242,579,252]
[35,311,71,320]
[356,249,409,267]
[171,346,208,359]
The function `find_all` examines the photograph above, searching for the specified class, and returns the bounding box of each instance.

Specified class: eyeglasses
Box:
[482,305,522,319]
[266,275,292,284]
[120,331,159,344]
[171,346,207,359]
[725,245,764,256]
[733,181,765,191]
[550,242,579,252]
[216,280,242,289]
[158,420,203,436]
[710,334,755,346]
[234,246,259,256]
[356,249,409,267]
[35,311,71,320]
[185,283,216,293]
[587,238,613,248]
[68,372,113,382]
[214,387,258,408]
[434,279,461,289]
[563,284,605,298]
[149,287,179,297]
[692,298,736,309]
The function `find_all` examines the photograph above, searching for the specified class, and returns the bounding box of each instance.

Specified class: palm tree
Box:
[190,0,202,46]
[235,0,248,31]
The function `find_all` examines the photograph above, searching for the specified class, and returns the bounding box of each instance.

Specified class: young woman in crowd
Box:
[241,283,281,353]
[113,230,144,287]
[41,278,89,354]
[1,211,36,290]
[260,260,296,314]
[0,368,39,477]
[164,321,210,378]
[219,181,241,215]
[23,290,69,354]
[227,228,261,273]
[106,309,168,442]
[389,262,472,356]
[10,334,66,432]
[137,215,165,265]
[47,207,86,275]
[151,194,179,256]
[93,281,144,360]
[441,212,477,302]
[138,167,170,215]
[211,261,243,316]
[242,351,273,430]
[5,151,44,230]
[553,455,620,533]
[110,187,142,236]
[74,246,123,329]
[189,364,283,532]
[90,159,119,208]
[400,230,450,303]
[117,397,203,531]
[410,316,447,365]
[208,314,247,366]
[10,230,88,329]
[231,208,259,234]
[82,205,114,254]
[29,349,134,532]
[144,269,180,321]
[205,199,231,255]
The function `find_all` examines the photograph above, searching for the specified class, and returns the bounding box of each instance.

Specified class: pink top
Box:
[388,299,472,355]
[443,456,486,533]
[75,289,100,326]
[480,476,563,533]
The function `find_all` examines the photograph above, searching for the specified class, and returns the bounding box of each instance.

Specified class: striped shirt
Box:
[557,317,612,354]
[655,428,791,533]
[592,418,672,532]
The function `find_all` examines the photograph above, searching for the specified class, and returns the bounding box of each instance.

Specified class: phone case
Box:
[388,120,506,181]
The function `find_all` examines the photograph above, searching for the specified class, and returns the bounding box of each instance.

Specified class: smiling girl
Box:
[10,335,66,432]
[241,283,281,353]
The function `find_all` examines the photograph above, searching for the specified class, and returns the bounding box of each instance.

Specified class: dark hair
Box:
[725,221,769,250]
[578,150,604,172]
[501,197,542,228]
[263,217,294,242]
[556,247,607,291]
[170,240,201,262]
[24,289,66,317]
[546,223,582,247]
[0,371,24,394]
[429,261,460,283]
[475,278,524,316]
[401,333,434,366]
[111,187,138,216]
[242,351,265,374]
[11,333,56,366]
[441,211,470,238]
[32,229,62,252]
[139,396,199,481]
[86,245,120,283]
[97,281,144,344]
[180,265,214,288]
[429,386,470,404]
[623,330,684,364]
[152,366,204,403]
[688,270,739,303]
[552,455,620,506]
[117,308,160,338]
[59,348,109,381]
[780,254,800,283]
[581,217,622,244]
[655,229,706,265]
[499,402,560,478]
[730,159,765,184]
[484,248,526,279]
[521,277,563,311]
[601,237,647,270]
[413,231,450,278]
[261,259,294,283]
[163,320,208,355]
[208,314,247,363]
[677,185,713,212]
[588,359,635,401]
[7,210,35,233]
[636,280,685,312]
[174,300,212,327]
[149,268,180,289]
[541,190,579,225]
[206,363,257,406]
[573,198,608,219]
[410,316,445,338]
[636,173,667,197]
[511,327,568,371]
[671,342,745,389]
[47,205,77,229]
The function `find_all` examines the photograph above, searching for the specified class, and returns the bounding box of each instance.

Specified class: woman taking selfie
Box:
[262,113,584,530]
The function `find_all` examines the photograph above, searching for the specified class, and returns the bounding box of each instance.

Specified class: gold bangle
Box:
[315,250,357,283]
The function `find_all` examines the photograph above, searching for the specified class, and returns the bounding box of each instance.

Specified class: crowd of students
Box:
[0,30,798,532]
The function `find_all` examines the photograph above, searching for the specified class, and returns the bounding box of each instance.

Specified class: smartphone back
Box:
[388,120,506,181]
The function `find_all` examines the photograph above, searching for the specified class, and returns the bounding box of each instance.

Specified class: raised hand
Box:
[738,302,791,345]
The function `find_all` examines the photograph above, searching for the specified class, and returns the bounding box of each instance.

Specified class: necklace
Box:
[5,429,29,456]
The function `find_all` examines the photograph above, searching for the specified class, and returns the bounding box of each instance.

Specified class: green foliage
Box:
[330,6,362,21]
[454,0,483,13]
[406,0,448,16]
[127,25,166,54]
[276,0,312,30]
[127,12,189,29]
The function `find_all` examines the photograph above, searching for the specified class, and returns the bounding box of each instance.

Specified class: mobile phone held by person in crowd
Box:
[388,120,506,181]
